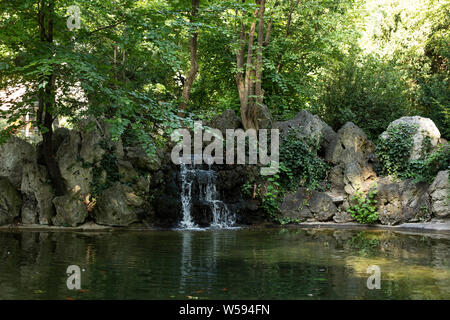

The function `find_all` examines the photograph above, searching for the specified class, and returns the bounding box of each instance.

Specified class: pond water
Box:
[0,227,449,299]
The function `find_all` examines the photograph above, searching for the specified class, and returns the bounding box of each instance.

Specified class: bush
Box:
[348,187,379,224]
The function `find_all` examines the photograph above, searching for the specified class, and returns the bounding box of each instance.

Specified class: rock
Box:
[326,122,376,166]
[36,127,70,164]
[52,193,88,227]
[21,163,55,224]
[343,161,377,195]
[125,145,162,172]
[94,182,144,226]
[380,116,441,160]
[79,122,106,164]
[0,177,22,226]
[257,104,273,129]
[279,189,313,222]
[207,109,242,134]
[328,165,345,191]
[326,122,378,195]
[56,130,93,196]
[117,160,139,184]
[79,118,125,164]
[309,191,338,221]
[325,190,345,205]
[274,110,336,151]
[280,188,337,222]
[429,170,449,218]
[0,136,35,189]
[136,174,151,193]
[333,210,354,223]
[377,178,432,225]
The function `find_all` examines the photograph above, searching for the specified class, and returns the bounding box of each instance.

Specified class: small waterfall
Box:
[179,162,236,229]
[180,163,197,229]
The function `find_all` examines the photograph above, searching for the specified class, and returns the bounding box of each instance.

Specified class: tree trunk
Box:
[235,0,269,130]
[178,0,200,118]
[37,0,66,196]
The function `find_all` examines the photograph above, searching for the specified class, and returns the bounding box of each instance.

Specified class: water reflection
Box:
[0,228,449,299]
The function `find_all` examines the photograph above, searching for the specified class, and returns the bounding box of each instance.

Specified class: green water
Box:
[0,227,449,299]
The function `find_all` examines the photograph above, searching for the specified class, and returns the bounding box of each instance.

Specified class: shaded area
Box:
[0,228,449,299]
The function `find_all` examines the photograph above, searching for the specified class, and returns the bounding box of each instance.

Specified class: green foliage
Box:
[348,187,379,224]
[90,140,121,197]
[348,232,380,256]
[258,132,329,224]
[279,131,329,191]
[376,122,418,178]
[316,54,414,140]
[261,173,282,221]
[407,145,450,183]
[377,122,450,182]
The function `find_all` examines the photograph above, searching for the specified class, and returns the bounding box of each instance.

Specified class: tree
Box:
[235,0,271,130]
[179,0,200,117]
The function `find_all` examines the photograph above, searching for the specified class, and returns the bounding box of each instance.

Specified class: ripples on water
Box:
[0,228,449,299]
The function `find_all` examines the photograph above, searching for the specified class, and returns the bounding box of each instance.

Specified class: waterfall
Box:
[180,163,197,229]
[179,162,236,229]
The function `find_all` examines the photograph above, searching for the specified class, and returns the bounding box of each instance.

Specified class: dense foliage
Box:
[0,0,448,195]
[377,122,450,182]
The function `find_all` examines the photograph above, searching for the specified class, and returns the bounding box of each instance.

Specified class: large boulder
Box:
[0,177,22,226]
[21,163,55,224]
[56,130,93,196]
[377,178,432,225]
[380,116,441,160]
[207,109,242,134]
[280,188,337,222]
[274,110,336,151]
[326,122,376,166]
[94,182,144,226]
[79,118,124,164]
[257,104,273,129]
[279,189,313,222]
[429,170,449,218]
[52,192,89,227]
[0,136,35,189]
[325,122,378,195]
[125,145,162,172]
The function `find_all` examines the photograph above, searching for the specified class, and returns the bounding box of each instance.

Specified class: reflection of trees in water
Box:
[0,229,449,299]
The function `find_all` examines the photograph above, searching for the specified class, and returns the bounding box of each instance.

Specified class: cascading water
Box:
[179,162,236,229]
[179,163,197,229]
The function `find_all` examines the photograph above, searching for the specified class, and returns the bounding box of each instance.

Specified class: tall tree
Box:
[36,0,66,195]
[178,0,200,117]
[235,0,271,130]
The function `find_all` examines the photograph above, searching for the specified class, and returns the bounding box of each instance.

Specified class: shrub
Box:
[348,187,379,224]
[408,144,450,183]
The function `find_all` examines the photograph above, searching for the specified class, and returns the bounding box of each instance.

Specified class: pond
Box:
[0,227,449,299]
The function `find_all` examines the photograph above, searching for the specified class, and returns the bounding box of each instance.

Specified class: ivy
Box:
[279,130,329,191]
[376,122,450,182]
[376,122,418,179]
